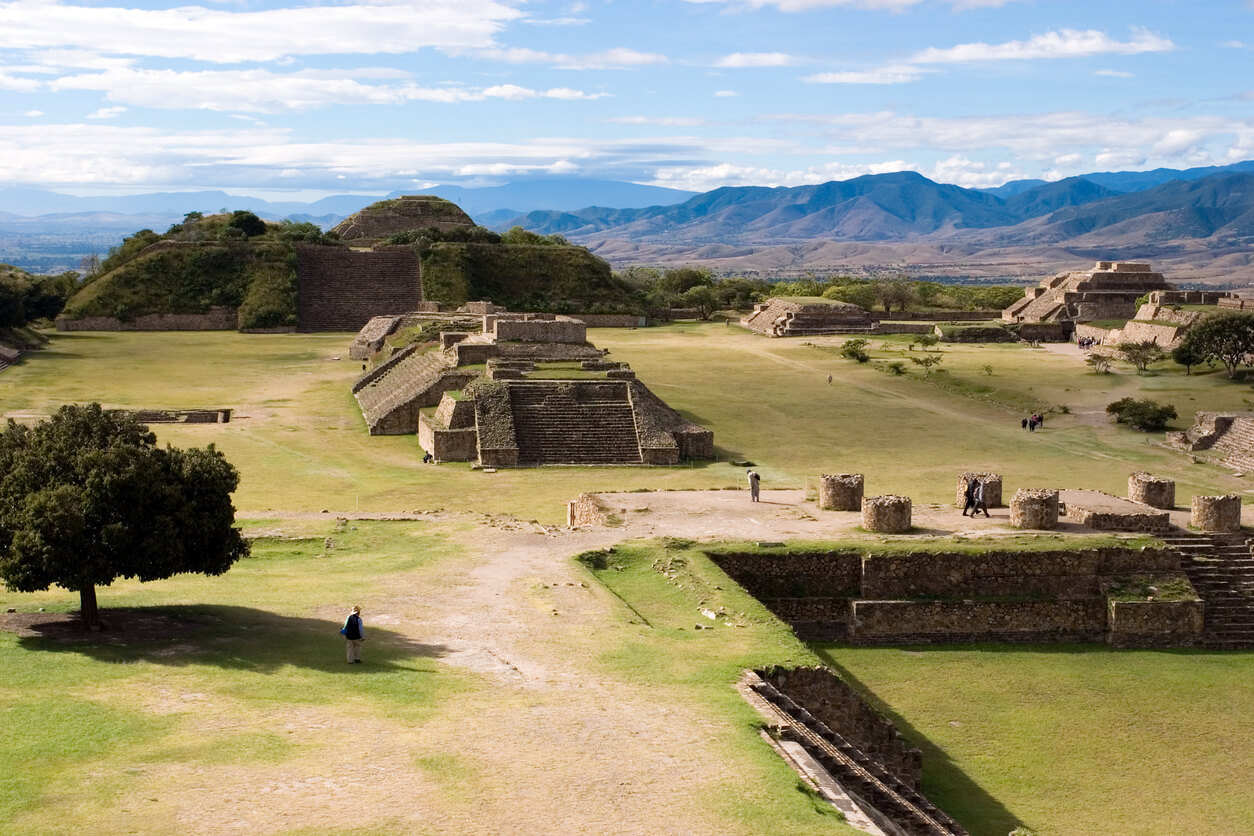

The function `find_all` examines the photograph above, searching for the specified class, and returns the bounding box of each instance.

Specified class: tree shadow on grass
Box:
[12,605,449,674]
[815,646,1027,836]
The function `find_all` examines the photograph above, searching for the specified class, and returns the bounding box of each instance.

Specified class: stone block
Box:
[956,472,1002,507]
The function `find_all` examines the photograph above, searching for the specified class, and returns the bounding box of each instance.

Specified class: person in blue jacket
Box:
[341,605,364,664]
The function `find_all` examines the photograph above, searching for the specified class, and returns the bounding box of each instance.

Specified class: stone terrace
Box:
[509,381,643,465]
[741,297,876,337]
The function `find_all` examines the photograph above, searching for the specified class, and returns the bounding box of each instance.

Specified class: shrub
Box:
[840,338,870,363]
[886,361,906,375]
[1117,340,1166,372]
[1106,398,1177,431]
[1086,354,1112,374]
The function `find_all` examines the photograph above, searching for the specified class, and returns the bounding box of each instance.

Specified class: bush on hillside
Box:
[1105,398,1177,431]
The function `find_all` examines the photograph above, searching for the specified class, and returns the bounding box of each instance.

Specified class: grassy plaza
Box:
[2,323,1253,835]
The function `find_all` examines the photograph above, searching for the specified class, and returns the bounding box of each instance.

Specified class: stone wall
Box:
[492,317,587,344]
[1015,321,1071,342]
[1010,489,1060,530]
[296,244,422,331]
[1113,320,1188,349]
[869,310,1000,322]
[569,313,647,328]
[1192,494,1243,532]
[851,599,1108,644]
[1106,599,1204,648]
[417,413,479,462]
[869,322,934,335]
[56,306,237,331]
[1150,290,1231,306]
[756,666,923,789]
[709,551,863,598]
[861,495,911,533]
[819,474,864,511]
[1075,322,1115,345]
[1066,503,1171,532]
[859,548,1177,599]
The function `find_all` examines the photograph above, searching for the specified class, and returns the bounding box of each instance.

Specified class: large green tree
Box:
[1179,313,1254,378]
[0,404,249,628]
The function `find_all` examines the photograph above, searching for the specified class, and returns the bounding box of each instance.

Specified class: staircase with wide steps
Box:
[1159,530,1254,649]
[1210,416,1254,472]
[509,382,643,465]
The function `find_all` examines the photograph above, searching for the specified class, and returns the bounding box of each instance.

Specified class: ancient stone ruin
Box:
[818,474,864,511]
[351,310,713,466]
[1191,495,1243,533]
[1002,261,1173,325]
[740,297,876,337]
[1010,488,1060,530]
[1168,411,1254,473]
[861,495,911,533]
[332,195,474,242]
[955,472,1002,507]
[1128,472,1176,510]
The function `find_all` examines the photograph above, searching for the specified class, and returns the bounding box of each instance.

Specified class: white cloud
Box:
[716,52,797,68]
[472,45,668,69]
[0,0,520,63]
[50,68,607,112]
[87,106,126,119]
[714,90,739,97]
[0,72,42,92]
[1095,69,1133,78]
[804,64,927,84]
[606,116,707,126]
[913,27,1175,63]
[24,109,43,116]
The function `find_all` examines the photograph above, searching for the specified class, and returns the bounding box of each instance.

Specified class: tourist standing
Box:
[341,605,364,664]
[747,470,761,502]
[1021,417,1028,431]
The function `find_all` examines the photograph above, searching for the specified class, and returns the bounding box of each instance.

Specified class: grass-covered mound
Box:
[421,241,640,313]
[61,213,339,330]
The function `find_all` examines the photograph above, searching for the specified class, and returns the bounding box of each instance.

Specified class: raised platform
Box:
[1060,489,1171,532]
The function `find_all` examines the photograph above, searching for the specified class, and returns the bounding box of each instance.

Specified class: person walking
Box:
[747,469,761,502]
[973,480,991,517]
[961,477,978,516]
[1021,417,1028,431]
[341,605,364,664]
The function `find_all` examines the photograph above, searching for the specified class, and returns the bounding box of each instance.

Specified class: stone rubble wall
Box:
[567,313,647,328]
[1128,472,1176,509]
[756,666,923,789]
[1112,320,1188,350]
[1010,489,1060,530]
[851,599,1108,644]
[1191,494,1243,532]
[1106,598,1204,648]
[349,315,404,360]
[1015,321,1071,342]
[56,306,238,332]
[567,493,610,527]
[1065,503,1171,532]
[1166,411,1236,452]
[417,412,479,462]
[492,316,587,344]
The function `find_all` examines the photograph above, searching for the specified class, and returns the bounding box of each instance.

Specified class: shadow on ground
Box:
[9,605,449,673]
[817,647,1027,836]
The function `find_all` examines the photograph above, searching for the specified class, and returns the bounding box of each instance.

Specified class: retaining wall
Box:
[56,307,237,331]
[851,599,1108,643]
[296,244,422,331]
[1107,599,1204,648]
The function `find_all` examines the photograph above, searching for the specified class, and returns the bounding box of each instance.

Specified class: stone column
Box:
[1010,489,1060,530]
[819,474,864,511]
[1128,472,1175,509]
[862,495,912,534]
[956,472,1003,507]
[1191,495,1243,532]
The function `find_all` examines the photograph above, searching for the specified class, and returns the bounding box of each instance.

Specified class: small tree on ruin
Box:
[0,404,249,629]
[1117,340,1166,373]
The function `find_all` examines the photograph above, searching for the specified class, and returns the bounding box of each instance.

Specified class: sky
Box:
[0,0,1252,198]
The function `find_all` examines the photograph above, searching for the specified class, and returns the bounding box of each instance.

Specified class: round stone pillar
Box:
[1010,489,1060,530]
[862,495,912,534]
[1128,471,1175,509]
[1191,494,1243,532]
[819,473,864,511]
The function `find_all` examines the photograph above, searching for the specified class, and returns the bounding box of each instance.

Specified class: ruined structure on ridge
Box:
[351,310,713,466]
[741,297,876,337]
[1002,261,1173,325]
[332,195,474,242]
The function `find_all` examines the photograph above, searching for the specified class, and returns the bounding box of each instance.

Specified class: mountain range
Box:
[3,162,1254,284]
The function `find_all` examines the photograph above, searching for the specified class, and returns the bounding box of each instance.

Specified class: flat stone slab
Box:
[1059,489,1172,532]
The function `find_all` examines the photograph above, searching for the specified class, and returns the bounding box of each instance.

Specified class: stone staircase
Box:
[296,245,423,331]
[1159,530,1254,649]
[509,381,643,465]
[1210,416,1254,472]
[750,676,968,836]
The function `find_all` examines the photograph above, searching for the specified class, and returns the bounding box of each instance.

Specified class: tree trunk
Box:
[79,584,102,630]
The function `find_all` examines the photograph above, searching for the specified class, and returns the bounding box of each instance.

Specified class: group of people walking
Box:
[1021,413,1044,432]
[961,477,991,517]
